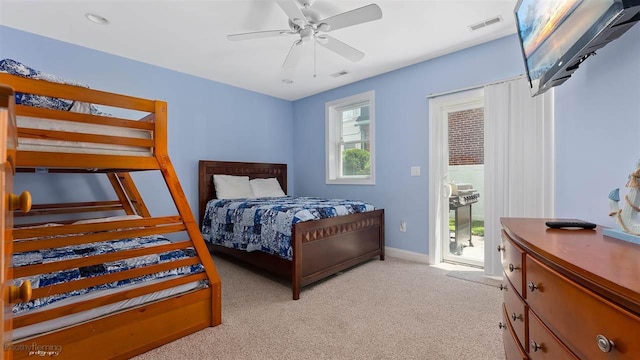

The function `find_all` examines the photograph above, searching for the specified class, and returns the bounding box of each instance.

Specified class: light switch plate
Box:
[411,166,421,176]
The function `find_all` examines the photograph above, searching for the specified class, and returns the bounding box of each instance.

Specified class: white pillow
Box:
[213,174,254,199]
[250,178,286,198]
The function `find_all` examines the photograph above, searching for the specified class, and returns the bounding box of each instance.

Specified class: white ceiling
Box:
[0,0,518,101]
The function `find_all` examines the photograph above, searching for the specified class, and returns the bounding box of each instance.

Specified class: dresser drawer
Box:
[501,230,525,298]
[526,255,640,359]
[528,310,578,359]
[504,280,527,351]
[502,304,528,360]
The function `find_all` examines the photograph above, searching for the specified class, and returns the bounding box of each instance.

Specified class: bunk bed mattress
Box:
[201,196,376,260]
[12,278,203,341]
[11,234,206,340]
[17,115,153,156]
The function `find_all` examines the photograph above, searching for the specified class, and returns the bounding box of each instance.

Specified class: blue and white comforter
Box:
[201,196,375,260]
[0,58,108,115]
[12,235,204,315]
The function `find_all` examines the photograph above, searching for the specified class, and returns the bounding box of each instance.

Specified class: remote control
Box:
[545,221,597,229]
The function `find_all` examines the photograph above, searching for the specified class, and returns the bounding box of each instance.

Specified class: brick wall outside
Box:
[448,108,484,165]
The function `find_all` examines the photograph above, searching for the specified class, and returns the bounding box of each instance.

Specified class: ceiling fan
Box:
[227,0,383,74]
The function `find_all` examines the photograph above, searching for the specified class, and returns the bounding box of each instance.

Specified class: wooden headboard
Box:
[198,160,288,223]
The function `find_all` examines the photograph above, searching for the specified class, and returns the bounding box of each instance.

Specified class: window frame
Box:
[325,90,376,185]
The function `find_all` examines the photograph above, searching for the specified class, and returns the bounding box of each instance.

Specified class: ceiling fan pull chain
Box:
[313,39,317,78]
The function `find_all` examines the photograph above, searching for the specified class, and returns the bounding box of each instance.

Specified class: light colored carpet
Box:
[446,271,502,288]
[133,256,505,360]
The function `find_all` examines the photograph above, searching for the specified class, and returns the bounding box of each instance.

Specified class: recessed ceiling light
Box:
[85,13,109,25]
[282,79,293,84]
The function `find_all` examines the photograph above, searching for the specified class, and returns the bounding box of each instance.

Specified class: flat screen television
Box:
[514,0,640,96]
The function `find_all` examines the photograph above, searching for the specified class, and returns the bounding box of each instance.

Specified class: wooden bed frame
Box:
[0,73,221,359]
[198,160,385,300]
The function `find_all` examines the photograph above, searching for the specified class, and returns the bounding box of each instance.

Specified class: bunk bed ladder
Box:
[107,172,151,217]
[157,154,222,326]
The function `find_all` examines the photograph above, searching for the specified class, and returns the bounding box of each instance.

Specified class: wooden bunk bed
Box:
[198,160,385,300]
[0,72,221,359]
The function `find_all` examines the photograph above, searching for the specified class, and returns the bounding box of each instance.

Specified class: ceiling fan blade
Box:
[283,40,304,68]
[277,0,307,26]
[317,35,364,62]
[319,4,382,32]
[227,30,293,41]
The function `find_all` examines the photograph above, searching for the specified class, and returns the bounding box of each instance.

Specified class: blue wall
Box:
[0,25,294,221]
[554,24,640,227]
[292,35,525,253]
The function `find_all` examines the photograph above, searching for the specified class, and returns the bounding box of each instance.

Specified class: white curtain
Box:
[483,78,555,276]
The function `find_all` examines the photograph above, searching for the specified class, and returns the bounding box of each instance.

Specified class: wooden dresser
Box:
[499,218,640,359]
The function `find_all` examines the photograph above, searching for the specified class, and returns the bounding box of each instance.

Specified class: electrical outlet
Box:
[400,221,407,232]
[411,166,421,176]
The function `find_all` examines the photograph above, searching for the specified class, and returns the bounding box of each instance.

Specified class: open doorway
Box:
[429,77,553,275]
[445,106,484,267]
[428,88,487,269]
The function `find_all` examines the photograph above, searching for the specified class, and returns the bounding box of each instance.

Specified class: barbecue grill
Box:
[448,182,480,255]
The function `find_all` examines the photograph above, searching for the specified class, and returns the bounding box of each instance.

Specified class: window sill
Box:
[326,178,376,185]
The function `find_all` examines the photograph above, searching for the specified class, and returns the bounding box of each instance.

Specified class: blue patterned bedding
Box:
[0,58,108,115]
[201,196,375,260]
[12,235,204,315]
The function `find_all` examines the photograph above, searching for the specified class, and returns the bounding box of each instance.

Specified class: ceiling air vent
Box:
[469,16,502,31]
[331,70,350,78]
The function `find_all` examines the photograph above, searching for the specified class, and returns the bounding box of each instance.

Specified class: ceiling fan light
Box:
[300,28,313,38]
[318,23,330,32]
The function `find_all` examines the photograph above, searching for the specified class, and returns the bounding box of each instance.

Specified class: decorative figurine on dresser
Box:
[607,159,640,244]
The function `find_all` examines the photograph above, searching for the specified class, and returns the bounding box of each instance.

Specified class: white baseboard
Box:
[385,247,431,264]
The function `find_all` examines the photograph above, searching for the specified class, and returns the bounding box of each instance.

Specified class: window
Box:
[325,90,375,185]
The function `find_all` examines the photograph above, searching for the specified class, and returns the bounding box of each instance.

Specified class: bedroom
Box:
[0,0,639,359]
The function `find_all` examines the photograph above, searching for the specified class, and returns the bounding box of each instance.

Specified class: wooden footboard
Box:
[293,209,384,299]
[207,209,384,300]
[199,160,385,300]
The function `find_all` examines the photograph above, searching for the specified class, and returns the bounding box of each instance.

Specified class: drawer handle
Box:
[528,281,539,292]
[511,312,523,322]
[508,263,520,272]
[530,340,543,352]
[499,284,507,291]
[596,335,615,353]
[498,322,506,330]
[497,245,505,252]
